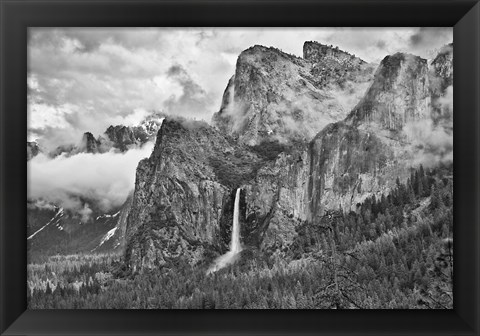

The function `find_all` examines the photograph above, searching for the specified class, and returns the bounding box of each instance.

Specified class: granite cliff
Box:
[41,41,451,273]
[212,43,375,146]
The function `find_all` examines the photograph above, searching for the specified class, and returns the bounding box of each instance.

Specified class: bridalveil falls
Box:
[207,188,242,274]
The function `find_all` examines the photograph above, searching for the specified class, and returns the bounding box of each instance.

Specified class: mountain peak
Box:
[27,141,41,160]
[303,41,366,65]
[212,41,375,146]
[347,52,430,130]
[79,132,100,153]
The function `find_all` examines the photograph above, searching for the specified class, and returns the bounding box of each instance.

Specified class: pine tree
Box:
[45,282,52,295]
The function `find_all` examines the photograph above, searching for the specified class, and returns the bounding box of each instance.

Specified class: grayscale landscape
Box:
[27,28,453,309]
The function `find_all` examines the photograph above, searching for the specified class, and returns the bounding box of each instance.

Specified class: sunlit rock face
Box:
[212,43,375,146]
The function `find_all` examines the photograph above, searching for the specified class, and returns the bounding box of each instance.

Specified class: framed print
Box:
[1,0,479,335]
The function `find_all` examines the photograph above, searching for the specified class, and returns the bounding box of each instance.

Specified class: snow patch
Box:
[93,226,118,251]
[27,208,63,240]
[95,211,121,221]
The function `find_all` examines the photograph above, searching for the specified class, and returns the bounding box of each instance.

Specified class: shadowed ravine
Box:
[207,188,242,274]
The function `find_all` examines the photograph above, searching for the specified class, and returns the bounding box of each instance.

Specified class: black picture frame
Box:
[1,0,479,335]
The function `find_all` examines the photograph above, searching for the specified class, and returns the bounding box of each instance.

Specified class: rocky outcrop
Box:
[307,122,404,217]
[27,141,40,160]
[43,113,165,158]
[304,41,365,67]
[430,43,453,93]
[79,132,101,153]
[242,148,311,250]
[105,125,137,151]
[303,41,369,88]
[212,44,375,146]
[124,119,264,272]
[429,44,453,124]
[347,53,431,130]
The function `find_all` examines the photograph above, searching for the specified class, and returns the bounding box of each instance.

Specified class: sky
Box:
[28,27,452,150]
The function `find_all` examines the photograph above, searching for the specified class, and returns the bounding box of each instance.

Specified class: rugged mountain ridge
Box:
[122,42,453,273]
[28,112,166,159]
[306,46,453,218]
[346,53,431,130]
[212,43,375,146]
[27,191,134,260]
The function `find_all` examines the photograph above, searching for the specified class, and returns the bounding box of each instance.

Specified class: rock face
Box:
[347,53,431,130]
[307,122,400,218]
[123,42,453,273]
[123,118,316,271]
[430,43,453,93]
[105,125,138,151]
[79,132,101,153]
[124,119,255,271]
[212,43,375,146]
[303,41,367,87]
[429,43,453,125]
[306,46,453,216]
[27,141,40,161]
[242,148,311,250]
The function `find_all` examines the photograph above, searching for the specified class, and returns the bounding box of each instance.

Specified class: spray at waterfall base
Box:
[207,188,242,274]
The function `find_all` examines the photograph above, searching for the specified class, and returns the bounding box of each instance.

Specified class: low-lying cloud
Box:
[28,142,155,217]
[404,118,453,167]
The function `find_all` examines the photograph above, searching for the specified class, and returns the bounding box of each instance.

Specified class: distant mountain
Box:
[26,112,164,258]
[41,112,166,158]
[27,141,41,161]
[27,194,133,261]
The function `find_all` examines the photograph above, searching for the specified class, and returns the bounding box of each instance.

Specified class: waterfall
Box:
[207,188,242,274]
[230,188,242,253]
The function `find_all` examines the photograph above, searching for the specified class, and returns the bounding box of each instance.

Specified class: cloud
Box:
[78,204,93,223]
[27,141,155,214]
[408,28,453,58]
[436,85,453,118]
[163,65,215,120]
[410,28,449,47]
[28,27,453,149]
[404,118,453,167]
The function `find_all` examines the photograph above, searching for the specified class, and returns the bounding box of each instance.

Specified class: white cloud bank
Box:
[27,142,155,215]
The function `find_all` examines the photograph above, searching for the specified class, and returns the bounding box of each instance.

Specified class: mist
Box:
[404,118,453,167]
[27,141,155,217]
